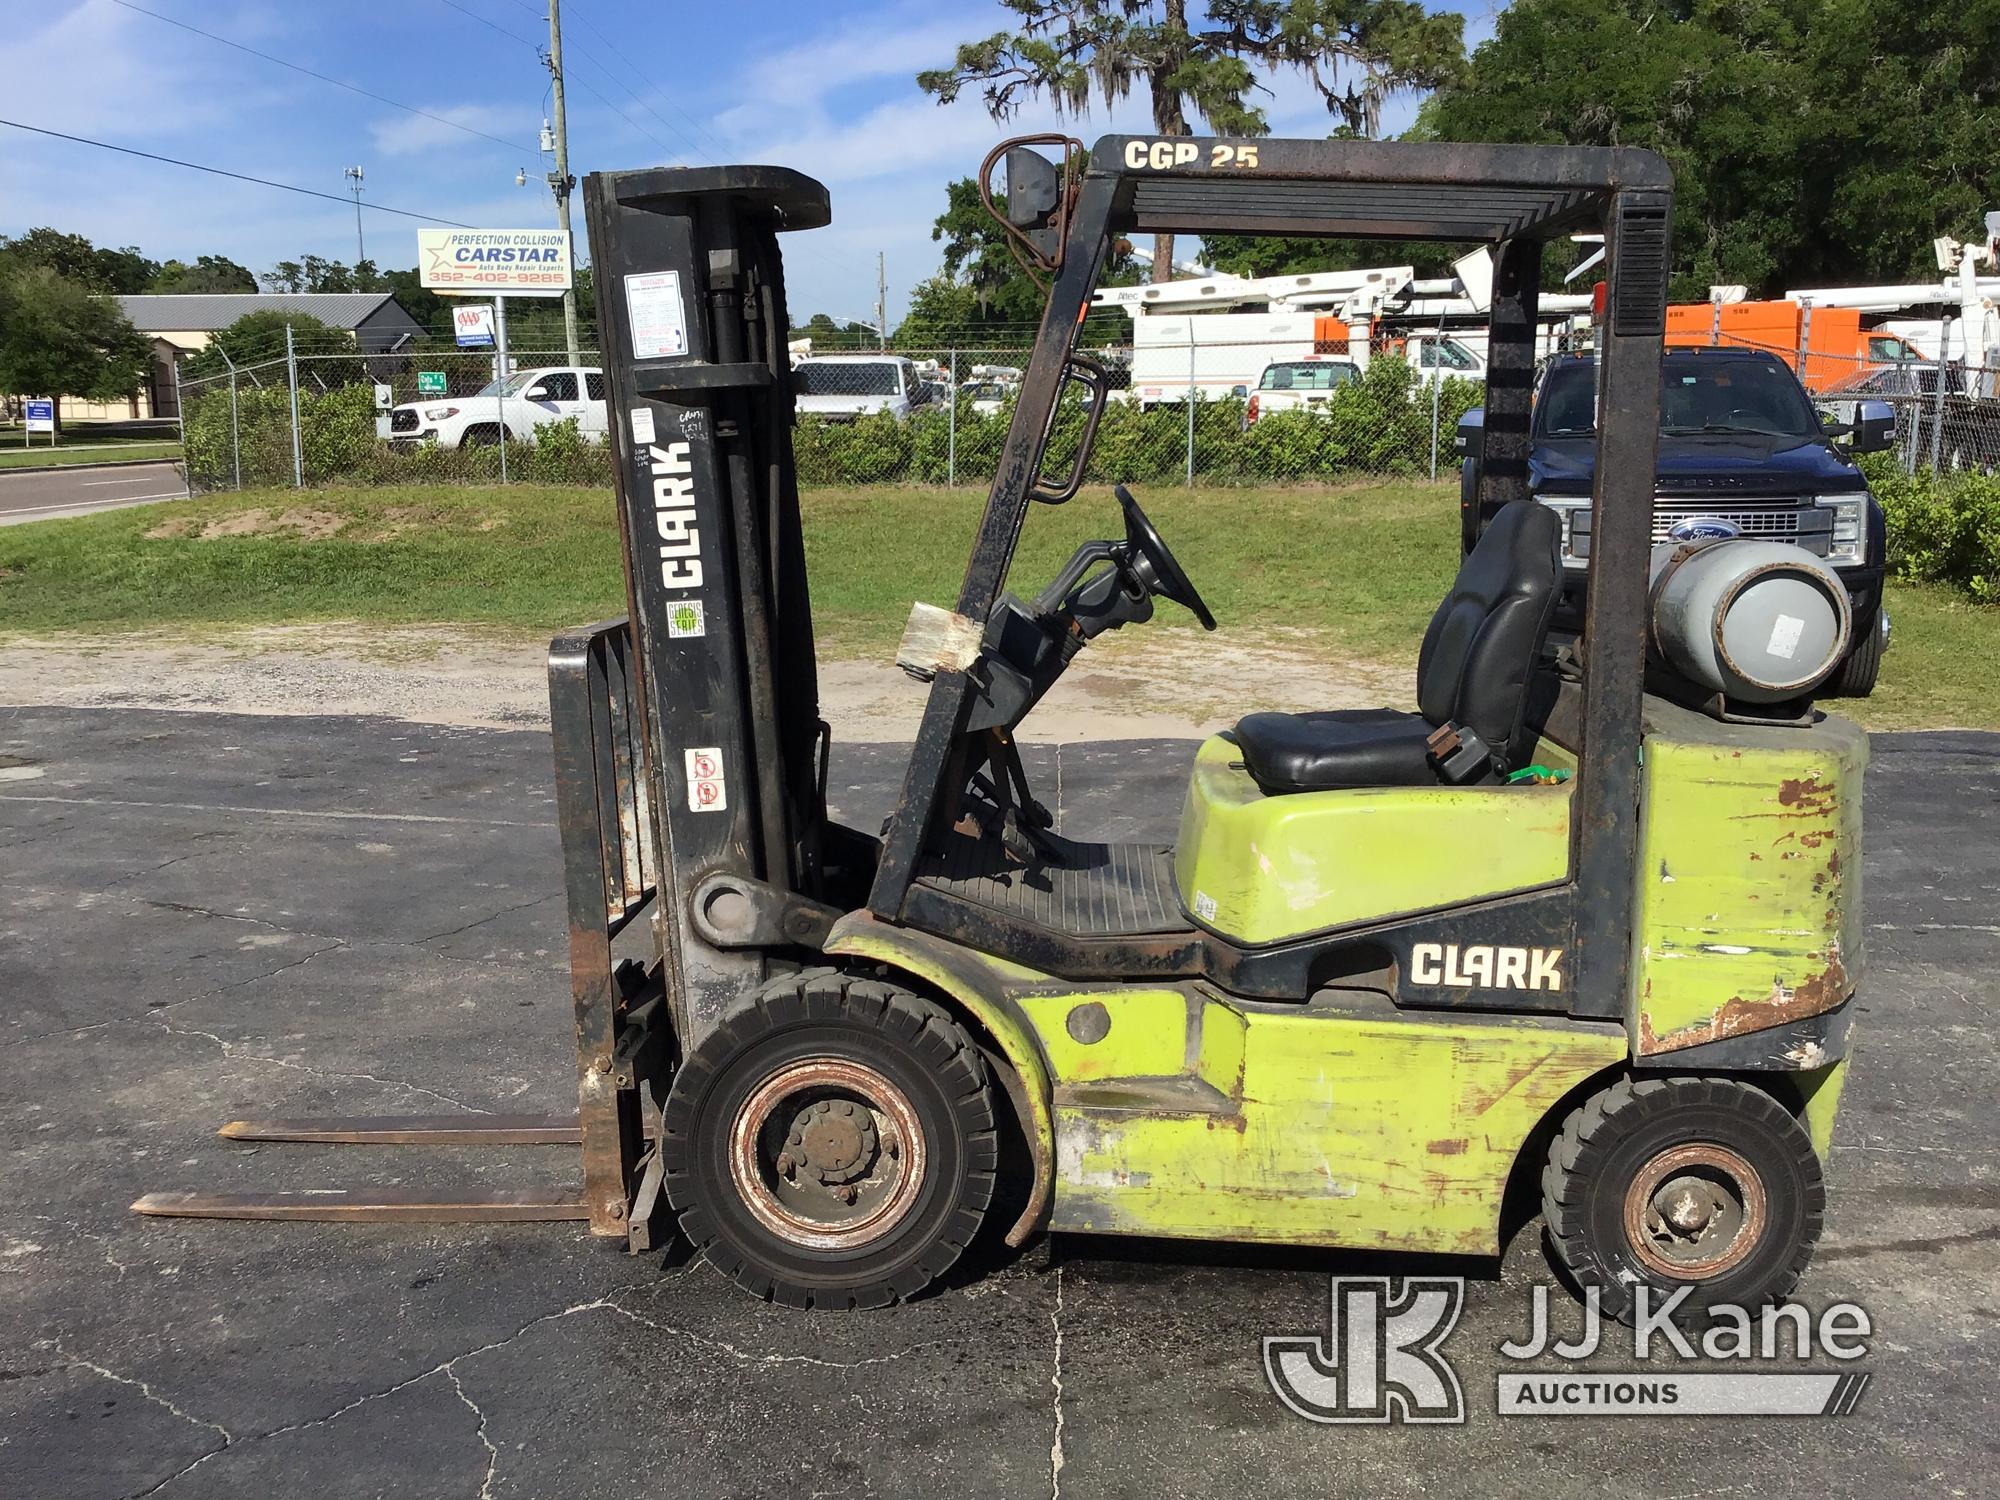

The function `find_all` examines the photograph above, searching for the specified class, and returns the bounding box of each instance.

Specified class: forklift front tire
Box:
[661,970,1000,1310]
[1541,1076,1824,1324]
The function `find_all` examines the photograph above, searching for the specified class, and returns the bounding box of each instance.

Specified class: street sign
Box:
[417,371,447,396]
[454,305,497,349]
[24,398,55,433]
[373,382,393,411]
[417,228,571,297]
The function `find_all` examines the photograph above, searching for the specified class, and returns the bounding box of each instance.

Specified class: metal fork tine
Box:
[217,1115,582,1146]
[131,1189,589,1223]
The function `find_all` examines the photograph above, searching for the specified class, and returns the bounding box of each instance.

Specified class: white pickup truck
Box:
[1243,356,1361,425]
[792,355,936,422]
[379,365,608,448]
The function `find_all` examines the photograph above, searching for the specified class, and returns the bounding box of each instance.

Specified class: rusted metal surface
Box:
[1621,1142,1767,1280]
[217,1115,583,1146]
[1631,700,1865,1057]
[1638,955,1852,1056]
[549,618,660,1239]
[130,1190,589,1223]
[726,1057,928,1252]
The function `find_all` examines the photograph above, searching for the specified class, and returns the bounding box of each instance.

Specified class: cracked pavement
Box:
[2,706,1997,1498]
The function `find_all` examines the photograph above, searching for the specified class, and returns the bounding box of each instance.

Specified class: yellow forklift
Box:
[139,136,1864,1324]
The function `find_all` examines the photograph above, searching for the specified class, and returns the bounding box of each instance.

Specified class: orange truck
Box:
[1665,301,1921,392]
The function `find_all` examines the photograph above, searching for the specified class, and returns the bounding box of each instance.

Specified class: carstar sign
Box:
[417,229,573,296]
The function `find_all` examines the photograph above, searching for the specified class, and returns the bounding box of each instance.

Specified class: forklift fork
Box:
[132,619,673,1250]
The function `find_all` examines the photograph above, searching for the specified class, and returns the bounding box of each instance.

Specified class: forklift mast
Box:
[582,167,852,1038]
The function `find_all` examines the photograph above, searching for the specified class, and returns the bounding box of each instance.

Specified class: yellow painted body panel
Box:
[1043,993,1625,1255]
[1174,735,1574,944]
[1631,700,1867,1054]
[1016,990,1191,1081]
[822,914,1623,1257]
[1796,1058,1850,1159]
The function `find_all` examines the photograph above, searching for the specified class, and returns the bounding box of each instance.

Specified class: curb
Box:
[0,455,186,478]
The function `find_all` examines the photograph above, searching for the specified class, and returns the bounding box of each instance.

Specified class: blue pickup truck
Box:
[1458,347,1898,696]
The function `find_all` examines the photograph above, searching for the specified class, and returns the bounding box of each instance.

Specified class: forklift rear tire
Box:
[661,969,999,1310]
[1541,1076,1824,1324]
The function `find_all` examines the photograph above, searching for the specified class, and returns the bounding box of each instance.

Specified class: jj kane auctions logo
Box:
[1264,1279,1872,1423]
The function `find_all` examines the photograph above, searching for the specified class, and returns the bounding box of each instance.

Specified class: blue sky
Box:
[1,0,1493,327]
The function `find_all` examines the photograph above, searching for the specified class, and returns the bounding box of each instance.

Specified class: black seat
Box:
[1234,501,1561,794]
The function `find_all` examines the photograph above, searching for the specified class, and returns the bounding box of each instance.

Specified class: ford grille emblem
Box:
[1669,516,1742,541]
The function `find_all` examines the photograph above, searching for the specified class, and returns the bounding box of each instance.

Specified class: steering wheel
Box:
[1114,484,1216,631]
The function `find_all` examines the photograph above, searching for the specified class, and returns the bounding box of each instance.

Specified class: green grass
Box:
[1847,584,2000,730]
[0,441,182,469]
[805,479,1453,660]
[1,479,1994,728]
[0,479,1450,651]
[0,483,621,634]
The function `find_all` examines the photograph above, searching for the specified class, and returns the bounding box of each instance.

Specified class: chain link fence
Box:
[174,324,2000,499]
[1798,348,2000,476]
[177,330,611,494]
[176,330,1486,496]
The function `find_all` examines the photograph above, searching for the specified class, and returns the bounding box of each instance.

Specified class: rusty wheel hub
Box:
[1622,1142,1766,1281]
[728,1058,926,1251]
[789,1098,879,1186]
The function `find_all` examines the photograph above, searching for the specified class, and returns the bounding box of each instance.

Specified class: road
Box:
[0,460,188,525]
[1,706,1995,1498]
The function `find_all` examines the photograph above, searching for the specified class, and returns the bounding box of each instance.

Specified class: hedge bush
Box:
[182,354,1481,494]
[788,355,1479,488]
[185,383,616,492]
[1865,458,2000,603]
[183,382,376,489]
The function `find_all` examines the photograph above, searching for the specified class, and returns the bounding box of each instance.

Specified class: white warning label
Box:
[685,746,726,812]
[1767,613,1805,660]
[626,269,688,359]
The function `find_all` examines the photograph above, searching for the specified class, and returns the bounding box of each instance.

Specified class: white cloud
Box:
[726,8,993,123]
[0,0,276,141]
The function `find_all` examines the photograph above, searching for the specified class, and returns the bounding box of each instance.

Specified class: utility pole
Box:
[343,166,365,264]
[545,0,582,363]
[876,251,887,349]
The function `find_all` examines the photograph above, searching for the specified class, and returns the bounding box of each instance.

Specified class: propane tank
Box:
[1649,539,1851,704]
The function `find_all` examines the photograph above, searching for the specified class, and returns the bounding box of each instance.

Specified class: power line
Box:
[0,120,472,227]
[562,70,688,164]
[434,0,541,50]
[547,9,711,163]
[428,0,685,163]
[436,0,882,298]
[563,48,704,161]
[566,0,732,159]
[109,0,537,156]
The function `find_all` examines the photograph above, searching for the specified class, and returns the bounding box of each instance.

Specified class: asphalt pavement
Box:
[0,461,188,525]
[1,706,1995,1498]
